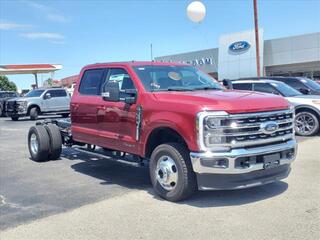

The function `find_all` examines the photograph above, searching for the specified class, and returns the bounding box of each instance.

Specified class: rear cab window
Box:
[79,69,105,95]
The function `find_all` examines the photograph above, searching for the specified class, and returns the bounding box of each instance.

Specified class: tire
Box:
[0,106,3,117]
[45,124,62,160]
[11,116,19,121]
[28,125,50,162]
[61,113,69,118]
[149,143,197,202]
[30,107,39,120]
[295,111,320,136]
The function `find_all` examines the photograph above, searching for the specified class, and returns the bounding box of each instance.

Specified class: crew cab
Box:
[6,88,70,121]
[27,62,297,201]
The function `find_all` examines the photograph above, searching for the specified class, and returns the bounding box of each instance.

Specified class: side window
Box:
[46,90,57,98]
[283,80,305,90]
[254,83,280,95]
[233,83,253,91]
[79,69,105,95]
[55,90,67,97]
[105,68,136,91]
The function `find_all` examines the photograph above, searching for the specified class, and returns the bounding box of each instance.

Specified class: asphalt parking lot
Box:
[0,116,319,240]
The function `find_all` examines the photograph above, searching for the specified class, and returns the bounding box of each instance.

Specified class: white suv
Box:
[228,79,320,136]
[6,88,70,121]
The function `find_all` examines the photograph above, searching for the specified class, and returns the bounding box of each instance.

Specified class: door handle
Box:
[97,106,106,110]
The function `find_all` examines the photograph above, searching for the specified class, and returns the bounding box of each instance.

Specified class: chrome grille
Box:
[206,109,294,148]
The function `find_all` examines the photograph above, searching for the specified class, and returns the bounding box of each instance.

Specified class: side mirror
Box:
[299,88,310,95]
[102,81,120,102]
[44,93,51,99]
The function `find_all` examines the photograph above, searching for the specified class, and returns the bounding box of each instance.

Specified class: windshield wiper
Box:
[153,87,194,92]
[193,86,221,90]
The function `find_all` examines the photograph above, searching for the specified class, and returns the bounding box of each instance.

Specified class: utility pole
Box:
[150,43,154,61]
[253,0,261,77]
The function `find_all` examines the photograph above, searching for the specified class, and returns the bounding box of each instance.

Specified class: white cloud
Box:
[0,21,31,30]
[47,14,68,23]
[21,32,65,40]
[25,1,68,23]
[25,1,50,11]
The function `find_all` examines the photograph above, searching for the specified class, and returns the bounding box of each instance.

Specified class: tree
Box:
[0,76,17,91]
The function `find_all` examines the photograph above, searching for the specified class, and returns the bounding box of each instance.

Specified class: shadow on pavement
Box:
[62,148,151,190]
[61,148,288,208]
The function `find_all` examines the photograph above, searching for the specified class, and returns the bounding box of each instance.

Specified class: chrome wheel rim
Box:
[30,133,39,155]
[295,113,316,135]
[155,156,178,191]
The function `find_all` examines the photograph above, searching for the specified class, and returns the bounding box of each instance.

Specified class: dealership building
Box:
[155,31,320,80]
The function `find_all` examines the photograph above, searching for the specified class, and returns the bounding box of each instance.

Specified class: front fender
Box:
[140,111,199,156]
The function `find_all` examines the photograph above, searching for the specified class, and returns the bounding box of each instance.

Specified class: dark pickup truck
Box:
[0,91,19,116]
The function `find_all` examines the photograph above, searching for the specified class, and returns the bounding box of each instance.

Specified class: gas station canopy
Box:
[0,64,62,88]
[0,64,62,75]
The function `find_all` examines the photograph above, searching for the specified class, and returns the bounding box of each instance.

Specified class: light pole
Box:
[253,0,261,77]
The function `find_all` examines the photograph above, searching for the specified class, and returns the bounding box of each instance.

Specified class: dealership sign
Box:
[229,41,251,53]
[186,57,213,66]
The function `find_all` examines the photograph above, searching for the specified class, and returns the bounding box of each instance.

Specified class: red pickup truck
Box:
[28,61,297,201]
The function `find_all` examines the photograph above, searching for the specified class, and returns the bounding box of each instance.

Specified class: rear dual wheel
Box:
[28,124,62,162]
[149,143,197,202]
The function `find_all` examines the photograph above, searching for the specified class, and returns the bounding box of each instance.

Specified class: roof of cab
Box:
[83,61,190,68]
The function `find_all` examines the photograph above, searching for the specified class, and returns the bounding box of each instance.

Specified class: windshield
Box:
[25,89,45,97]
[270,82,302,97]
[133,65,222,92]
[0,92,17,98]
[300,78,320,90]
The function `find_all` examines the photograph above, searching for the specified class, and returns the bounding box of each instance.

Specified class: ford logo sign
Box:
[260,121,279,135]
[229,41,251,53]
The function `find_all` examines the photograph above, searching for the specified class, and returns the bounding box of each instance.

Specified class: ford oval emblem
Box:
[260,121,279,135]
[229,41,251,53]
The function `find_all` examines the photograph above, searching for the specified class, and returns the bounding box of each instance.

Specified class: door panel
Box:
[98,68,139,154]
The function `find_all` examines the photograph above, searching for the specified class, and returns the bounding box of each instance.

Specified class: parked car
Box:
[0,91,19,116]
[6,88,70,121]
[27,61,297,202]
[226,79,320,136]
[238,77,320,95]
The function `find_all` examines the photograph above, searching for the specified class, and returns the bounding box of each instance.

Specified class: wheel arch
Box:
[295,105,320,120]
[27,104,41,115]
[144,127,188,159]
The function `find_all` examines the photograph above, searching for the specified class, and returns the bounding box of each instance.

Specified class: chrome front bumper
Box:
[190,139,297,175]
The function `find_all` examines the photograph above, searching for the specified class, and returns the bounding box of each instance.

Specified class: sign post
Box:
[253,0,261,77]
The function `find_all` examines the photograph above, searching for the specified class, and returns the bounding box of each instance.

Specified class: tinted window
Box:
[233,83,253,91]
[79,69,105,95]
[26,89,45,97]
[104,68,136,99]
[55,89,67,97]
[254,83,280,95]
[47,89,67,97]
[277,79,305,90]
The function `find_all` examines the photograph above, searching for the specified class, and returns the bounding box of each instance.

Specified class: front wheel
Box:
[149,143,197,202]
[30,107,39,120]
[295,111,319,136]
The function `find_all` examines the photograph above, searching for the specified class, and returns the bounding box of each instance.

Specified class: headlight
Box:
[16,101,27,110]
[197,111,230,152]
[312,100,320,106]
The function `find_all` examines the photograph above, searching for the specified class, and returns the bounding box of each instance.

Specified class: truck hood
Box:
[153,90,290,114]
[6,97,29,102]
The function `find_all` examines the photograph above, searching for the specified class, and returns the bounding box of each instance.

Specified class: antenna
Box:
[150,43,153,61]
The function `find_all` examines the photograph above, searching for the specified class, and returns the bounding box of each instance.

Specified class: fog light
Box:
[200,158,229,168]
[286,150,295,159]
[212,158,228,168]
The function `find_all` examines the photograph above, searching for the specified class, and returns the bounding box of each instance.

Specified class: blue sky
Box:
[1,0,320,89]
